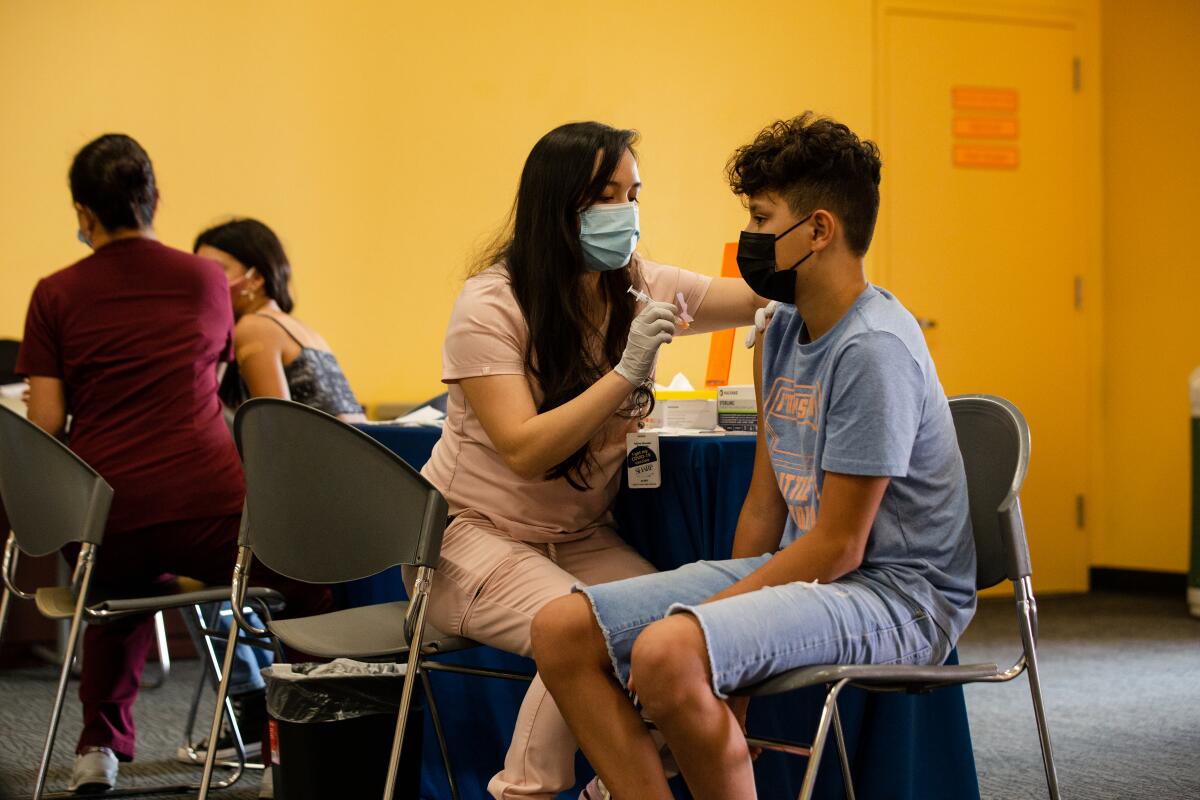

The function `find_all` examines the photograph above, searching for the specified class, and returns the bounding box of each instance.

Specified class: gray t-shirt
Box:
[761,284,976,645]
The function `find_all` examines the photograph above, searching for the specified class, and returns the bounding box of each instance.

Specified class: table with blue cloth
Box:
[349,424,980,800]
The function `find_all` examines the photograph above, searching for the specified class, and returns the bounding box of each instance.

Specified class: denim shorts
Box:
[577,555,949,698]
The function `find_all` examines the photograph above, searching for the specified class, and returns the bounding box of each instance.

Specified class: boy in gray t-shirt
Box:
[763,285,976,648]
[532,113,976,800]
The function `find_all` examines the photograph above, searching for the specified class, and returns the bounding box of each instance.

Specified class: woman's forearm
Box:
[463,371,639,480]
[685,277,767,335]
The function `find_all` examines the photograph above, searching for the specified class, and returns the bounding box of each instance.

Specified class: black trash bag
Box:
[265,659,413,724]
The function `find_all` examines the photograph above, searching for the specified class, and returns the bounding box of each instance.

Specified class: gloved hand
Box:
[743,300,781,348]
[615,300,677,385]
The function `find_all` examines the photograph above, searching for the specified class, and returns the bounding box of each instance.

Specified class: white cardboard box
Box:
[717,385,756,432]
[662,399,718,431]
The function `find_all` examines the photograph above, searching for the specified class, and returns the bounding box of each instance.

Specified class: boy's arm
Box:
[728,331,788,559]
[708,471,887,602]
[711,330,923,601]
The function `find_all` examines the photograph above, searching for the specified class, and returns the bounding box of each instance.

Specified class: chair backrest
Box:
[0,405,112,557]
[948,395,1033,589]
[234,398,448,584]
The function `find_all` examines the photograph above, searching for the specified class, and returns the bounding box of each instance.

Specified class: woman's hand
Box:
[743,300,780,348]
[614,300,677,385]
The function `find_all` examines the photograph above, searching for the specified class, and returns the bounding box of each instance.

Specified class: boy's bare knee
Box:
[532,593,605,675]
[630,615,712,717]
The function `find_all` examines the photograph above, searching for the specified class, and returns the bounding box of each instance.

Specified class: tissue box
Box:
[641,399,718,431]
[717,385,757,432]
[662,400,715,431]
[662,399,718,430]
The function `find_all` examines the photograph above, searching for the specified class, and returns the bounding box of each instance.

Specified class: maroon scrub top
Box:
[16,237,245,534]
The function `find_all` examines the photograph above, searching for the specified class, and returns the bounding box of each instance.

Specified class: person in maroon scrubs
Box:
[17,133,330,793]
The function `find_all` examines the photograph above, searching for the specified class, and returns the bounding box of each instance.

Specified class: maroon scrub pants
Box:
[68,514,332,760]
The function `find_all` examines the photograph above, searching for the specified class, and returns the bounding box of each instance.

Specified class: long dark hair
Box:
[69,134,158,231]
[474,122,649,490]
[193,218,294,312]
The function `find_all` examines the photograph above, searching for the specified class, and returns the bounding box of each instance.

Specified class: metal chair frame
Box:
[0,406,256,799]
[175,600,283,770]
[730,394,1062,800]
[197,399,532,800]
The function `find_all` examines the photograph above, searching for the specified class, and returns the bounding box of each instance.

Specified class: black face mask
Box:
[736,212,814,303]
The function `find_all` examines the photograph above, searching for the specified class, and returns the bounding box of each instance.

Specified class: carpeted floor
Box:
[1,591,1197,799]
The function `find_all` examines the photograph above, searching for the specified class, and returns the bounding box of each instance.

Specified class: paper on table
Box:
[640,426,727,437]
[381,404,445,428]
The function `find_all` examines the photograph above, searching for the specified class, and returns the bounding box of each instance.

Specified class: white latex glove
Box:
[615,300,677,385]
[743,300,781,348]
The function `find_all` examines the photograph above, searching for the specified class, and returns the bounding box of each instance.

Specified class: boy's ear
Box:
[811,209,838,252]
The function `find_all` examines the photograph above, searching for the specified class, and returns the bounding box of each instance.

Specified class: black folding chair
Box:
[0,405,275,798]
[198,398,532,800]
[733,394,1062,800]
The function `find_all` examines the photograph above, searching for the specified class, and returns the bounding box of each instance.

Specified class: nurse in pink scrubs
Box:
[417,121,765,799]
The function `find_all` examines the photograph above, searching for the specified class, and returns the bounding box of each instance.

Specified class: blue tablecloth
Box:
[351,424,980,800]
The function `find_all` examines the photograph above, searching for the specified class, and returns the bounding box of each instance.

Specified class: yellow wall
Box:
[0,0,873,405]
[1098,0,1200,572]
[7,0,1192,575]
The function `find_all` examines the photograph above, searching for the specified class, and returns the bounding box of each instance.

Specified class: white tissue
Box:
[653,372,695,393]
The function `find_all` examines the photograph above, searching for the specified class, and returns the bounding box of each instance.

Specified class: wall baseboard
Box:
[1089,567,1188,595]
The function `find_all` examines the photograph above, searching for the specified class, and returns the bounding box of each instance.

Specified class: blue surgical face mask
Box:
[77,228,92,247]
[579,202,640,272]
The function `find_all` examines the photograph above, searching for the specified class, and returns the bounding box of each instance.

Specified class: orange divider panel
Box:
[704,242,741,388]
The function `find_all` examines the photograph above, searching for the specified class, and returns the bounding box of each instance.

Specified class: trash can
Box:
[264,659,424,800]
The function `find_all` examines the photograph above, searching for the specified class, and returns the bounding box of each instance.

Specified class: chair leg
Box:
[177,605,219,763]
[197,608,247,799]
[420,668,460,800]
[831,698,856,800]
[139,611,171,689]
[384,590,431,800]
[0,584,12,646]
[178,656,211,761]
[32,565,93,800]
[797,679,850,800]
[0,533,16,645]
[1017,581,1062,800]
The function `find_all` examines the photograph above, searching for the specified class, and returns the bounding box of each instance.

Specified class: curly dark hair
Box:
[727,112,882,256]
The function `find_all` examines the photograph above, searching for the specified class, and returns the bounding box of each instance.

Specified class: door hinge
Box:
[1074,275,1084,310]
[1075,494,1086,529]
[1073,57,1082,92]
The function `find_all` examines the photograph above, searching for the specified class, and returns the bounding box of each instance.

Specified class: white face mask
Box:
[228,267,258,296]
[579,202,640,271]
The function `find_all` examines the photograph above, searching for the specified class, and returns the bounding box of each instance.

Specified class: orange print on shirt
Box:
[764,378,820,461]
[776,470,818,529]
[766,377,819,425]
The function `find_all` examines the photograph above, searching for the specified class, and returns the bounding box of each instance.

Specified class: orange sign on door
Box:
[952,116,1019,139]
[951,86,1019,111]
[953,144,1020,169]
[952,86,1020,169]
